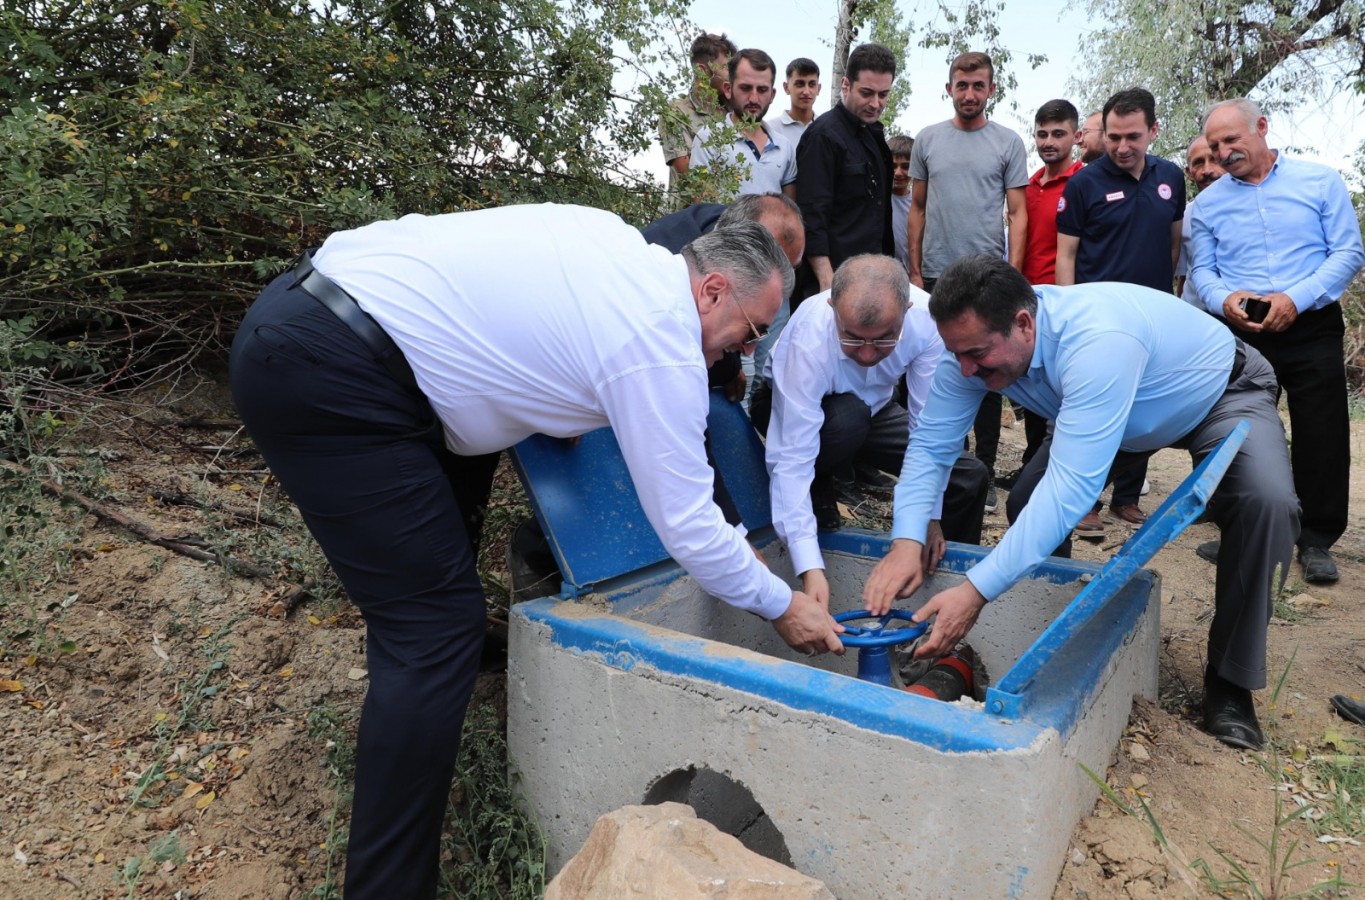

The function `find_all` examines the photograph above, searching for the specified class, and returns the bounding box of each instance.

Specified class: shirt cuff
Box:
[750,572,794,621]
[964,560,1009,601]
[891,513,930,544]
[788,536,824,578]
[1285,277,1328,313]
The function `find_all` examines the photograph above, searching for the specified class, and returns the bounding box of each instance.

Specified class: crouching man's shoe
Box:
[1299,546,1339,584]
[1204,664,1264,750]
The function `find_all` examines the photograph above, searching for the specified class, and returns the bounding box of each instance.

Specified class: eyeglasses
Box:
[732,294,770,344]
[834,308,901,348]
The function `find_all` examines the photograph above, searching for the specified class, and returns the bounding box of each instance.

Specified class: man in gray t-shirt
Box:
[907,52,1028,286]
[907,51,1028,512]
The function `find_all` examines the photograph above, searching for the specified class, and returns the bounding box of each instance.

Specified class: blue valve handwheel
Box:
[832,609,928,648]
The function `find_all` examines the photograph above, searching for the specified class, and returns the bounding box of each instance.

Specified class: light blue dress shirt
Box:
[1189,154,1364,314]
[892,283,1234,600]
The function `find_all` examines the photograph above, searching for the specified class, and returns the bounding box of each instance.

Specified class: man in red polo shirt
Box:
[1023,99,1083,285]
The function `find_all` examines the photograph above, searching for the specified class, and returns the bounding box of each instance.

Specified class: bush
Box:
[0,0,686,382]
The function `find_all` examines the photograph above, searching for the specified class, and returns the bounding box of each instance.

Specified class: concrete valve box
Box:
[508,394,1247,899]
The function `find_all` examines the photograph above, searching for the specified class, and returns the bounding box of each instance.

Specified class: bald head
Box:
[831,255,909,326]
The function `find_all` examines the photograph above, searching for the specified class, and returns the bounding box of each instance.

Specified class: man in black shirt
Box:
[794,43,896,301]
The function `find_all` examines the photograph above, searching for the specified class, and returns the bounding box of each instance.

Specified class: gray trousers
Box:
[1007,346,1299,690]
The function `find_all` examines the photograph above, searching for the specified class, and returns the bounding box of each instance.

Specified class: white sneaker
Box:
[1140,479,1151,496]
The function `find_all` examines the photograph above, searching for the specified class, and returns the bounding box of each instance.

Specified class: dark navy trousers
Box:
[229,269,488,899]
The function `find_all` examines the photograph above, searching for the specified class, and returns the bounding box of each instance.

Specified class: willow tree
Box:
[1073,0,1365,155]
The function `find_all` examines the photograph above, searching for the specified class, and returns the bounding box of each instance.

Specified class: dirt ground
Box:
[2,383,1364,899]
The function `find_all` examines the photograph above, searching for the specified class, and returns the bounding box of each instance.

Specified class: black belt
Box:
[1227,338,1246,385]
[291,253,418,391]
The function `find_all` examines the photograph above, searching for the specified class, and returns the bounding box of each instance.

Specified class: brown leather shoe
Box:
[1109,503,1147,525]
[1074,510,1105,540]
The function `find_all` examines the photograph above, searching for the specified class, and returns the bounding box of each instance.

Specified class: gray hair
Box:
[1203,98,1260,132]
[718,192,801,228]
[831,254,909,327]
[683,220,795,298]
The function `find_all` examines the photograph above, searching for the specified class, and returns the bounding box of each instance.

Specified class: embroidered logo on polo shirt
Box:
[1057,197,1067,212]
[1105,191,1125,202]
[1157,183,1173,200]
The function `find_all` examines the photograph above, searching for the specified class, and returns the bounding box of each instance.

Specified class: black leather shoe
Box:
[1204,666,1264,750]
[1331,694,1365,727]
[1195,540,1219,564]
[853,463,897,498]
[1300,546,1339,584]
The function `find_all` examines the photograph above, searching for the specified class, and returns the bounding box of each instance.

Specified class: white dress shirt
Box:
[763,287,942,576]
[311,203,793,620]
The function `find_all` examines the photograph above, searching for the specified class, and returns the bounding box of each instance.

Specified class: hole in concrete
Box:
[642,766,792,866]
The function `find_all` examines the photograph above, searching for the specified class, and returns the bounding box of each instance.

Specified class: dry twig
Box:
[0,458,275,578]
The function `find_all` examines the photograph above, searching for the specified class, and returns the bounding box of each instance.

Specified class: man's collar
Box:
[835,101,881,132]
[1030,159,1083,187]
[1027,291,1047,373]
[1095,152,1153,180]
[687,85,720,114]
[726,112,773,146]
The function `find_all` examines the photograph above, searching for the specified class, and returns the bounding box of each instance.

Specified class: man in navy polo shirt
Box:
[1055,87,1184,291]
[1052,87,1185,531]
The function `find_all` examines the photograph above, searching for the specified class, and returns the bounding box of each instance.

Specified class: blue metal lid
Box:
[986,419,1250,719]
[509,391,771,593]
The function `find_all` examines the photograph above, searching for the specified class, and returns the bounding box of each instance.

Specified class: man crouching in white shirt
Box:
[750,253,988,611]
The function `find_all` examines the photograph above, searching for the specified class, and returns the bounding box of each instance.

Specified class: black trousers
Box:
[1021,408,1048,467]
[751,386,989,544]
[1241,303,1349,550]
[971,392,1002,474]
[229,269,488,899]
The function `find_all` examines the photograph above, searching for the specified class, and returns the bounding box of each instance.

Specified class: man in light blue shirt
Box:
[1190,98,1364,585]
[863,255,1299,750]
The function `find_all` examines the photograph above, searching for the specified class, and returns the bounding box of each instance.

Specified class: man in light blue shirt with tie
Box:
[863,254,1299,750]
[1190,98,1365,585]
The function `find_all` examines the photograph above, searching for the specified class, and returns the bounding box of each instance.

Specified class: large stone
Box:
[544,802,834,900]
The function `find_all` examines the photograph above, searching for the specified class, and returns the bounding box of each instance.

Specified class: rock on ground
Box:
[545,802,835,900]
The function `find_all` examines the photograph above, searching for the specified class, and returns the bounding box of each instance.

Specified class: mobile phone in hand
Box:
[1241,296,1270,324]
